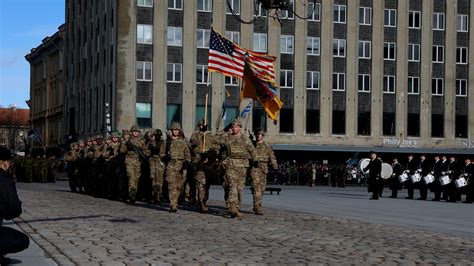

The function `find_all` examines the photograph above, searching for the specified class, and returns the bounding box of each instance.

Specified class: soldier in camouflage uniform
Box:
[117,130,131,201]
[84,138,96,194]
[220,119,256,218]
[104,132,121,199]
[39,154,49,183]
[93,135,107,197]
[47,154,59,183]
[189,119,215,213]
[165,122,191,212]
[120,125,146,204]
[64,142,79,192]
[23,153,33,183]
[144,129,166,205]
[250,128,278,215]
[76,140,86,193]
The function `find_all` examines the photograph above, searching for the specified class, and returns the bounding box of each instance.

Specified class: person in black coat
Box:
[440,155,449,200]
[431,155,443,201]
[363,151,382,200]
[417,155,430,200]
[0,147,30,264]
[462,158,473,203]
[389,158,403,198]
[405,154,418,199]
[446,156,460,202]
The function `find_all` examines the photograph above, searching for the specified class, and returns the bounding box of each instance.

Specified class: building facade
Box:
[25,25,65,148]
[62,0,474,154]
[0,107,29,150]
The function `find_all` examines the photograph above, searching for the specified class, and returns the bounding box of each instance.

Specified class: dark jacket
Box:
[0,169,22,227]
[433,159,442,177]
[419,159,431,176]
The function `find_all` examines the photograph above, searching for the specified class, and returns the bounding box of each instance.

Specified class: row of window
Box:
[138,61,469,96]
[140,0,470,33]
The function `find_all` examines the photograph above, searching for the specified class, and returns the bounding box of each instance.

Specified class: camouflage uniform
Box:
[93,136,107,197]
[47,156,59,183]
[23,155,33,183]
[250,129,277,215]
[189,120,216,213]
[221,119,255,217]
[64,143,79,192]
[165,122,191,212]
[103,133,121,199]
[76,141,87,192]
[120,126,146,203]
[145,130,166,204]
[39,155,49,183]
[84,139,96,194]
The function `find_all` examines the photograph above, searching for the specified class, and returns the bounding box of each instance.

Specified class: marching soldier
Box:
[145,129,166,205]
[220,119,256,217]
[39,154,49,183]
[93,135,107,197]
[250,128,277,215]
[363,151,382,200]
[164,122,191,212]
[104,132,121,199]
[76,140,87,193]
[64,143,79,192]
[120,126,146,204]
[189,119,214,213]
[84,138,96,194]
[417,155,430,200]
[389,157,403,198]
[23,153,33,183]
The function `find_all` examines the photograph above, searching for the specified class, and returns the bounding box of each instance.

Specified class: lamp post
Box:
[105,102,111,134]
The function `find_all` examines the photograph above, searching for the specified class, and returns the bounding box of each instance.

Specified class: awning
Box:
[271,144,474,155]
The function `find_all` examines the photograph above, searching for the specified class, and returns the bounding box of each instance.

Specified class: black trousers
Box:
[0,226,30,255]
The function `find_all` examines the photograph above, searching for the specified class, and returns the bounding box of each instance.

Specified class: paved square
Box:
[10,182,474,264]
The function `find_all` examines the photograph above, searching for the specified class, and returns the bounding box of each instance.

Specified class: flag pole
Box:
[203,88,209,154]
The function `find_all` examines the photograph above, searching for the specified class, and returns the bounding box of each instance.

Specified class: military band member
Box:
[389,158,403,198]
[462,158,473,203]
[431,155,443,201]
[250,128,277,215]
[405,154,418,199]
[363,151,382,200]
[64,143,79,192]
[446,155,460,202]
[417,155,430,200]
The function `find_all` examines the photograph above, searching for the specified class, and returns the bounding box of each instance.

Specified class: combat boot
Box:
[169,205,178,212]
[254,207,263,215]
[199,201,209,213]
[228,203,237,218]
[129,188,137,204]
[153,194,161,205]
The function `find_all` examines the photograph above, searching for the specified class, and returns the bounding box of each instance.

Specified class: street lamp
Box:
[105,102,111,133]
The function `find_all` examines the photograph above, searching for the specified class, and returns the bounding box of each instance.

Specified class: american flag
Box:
[208,29,246,79]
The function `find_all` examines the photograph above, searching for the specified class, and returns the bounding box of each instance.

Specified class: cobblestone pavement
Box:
[13,182,474,265]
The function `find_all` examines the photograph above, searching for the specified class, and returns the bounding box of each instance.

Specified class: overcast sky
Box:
[0,0,64,108]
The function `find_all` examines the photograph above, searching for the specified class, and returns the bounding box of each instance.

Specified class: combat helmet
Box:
[231,118,242,127]
[254,128,265,135]
[170,122,181,130]
[122,129,130,136]
[197,119,205,126]
[144,130,154,139]
[130,125,140,132]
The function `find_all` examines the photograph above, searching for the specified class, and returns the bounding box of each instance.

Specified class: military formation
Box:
[63,118,278,218]
[8,153,59,183]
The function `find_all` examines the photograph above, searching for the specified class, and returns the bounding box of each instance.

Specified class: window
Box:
[308,3,320,21]
[432,45,444,63]
[226,0,240,15]
[455,115,468,138]
[197,29,211,48]
[167,63,182,82]
[383,112,396,136]
[136,103,152,128]
[279,108,294,133]
[253,33,267,52]
[281,0,294,19]
[408,44,420,61]
[359,7,371,25]
[225,31,240,45]
[332,110,345,135]
[384,9,396,27]
[167,26,182,46]
[253,107,267,133]
[167,104,182,129]
[431,114,444,138]
[358,111,371,136]
[383,76,395,93]
[456,79,467,96]
[334,5,346,23]
[137,24,153,44]
[255,0,267,17]
[456,47,468,64]
[168,0,182,10]
[407,113,420,137]
[359,41,371,59]
[408,77,419,94]
[384,42,396,60]
[197,0,212,12]
[433,13,445,30]
[409,11,421,28]
[196,65,208,84]
[358,74,370,92]
[280,35,294,54]
[432,78,443,95]
[137,61,152,81]
[457,15,469,32]
[332,73,345,91]
[280,70,293,88]
[137,0,153,7]
[307,37,320,55]
[333,39,346,57]
[225,76,239,86]
[307,71,320,90]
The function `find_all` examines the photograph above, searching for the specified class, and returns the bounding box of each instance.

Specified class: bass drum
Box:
[381,163,393,179]
[358,158,371,174]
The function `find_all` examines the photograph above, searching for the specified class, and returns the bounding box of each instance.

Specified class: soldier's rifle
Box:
[126,141,148,163]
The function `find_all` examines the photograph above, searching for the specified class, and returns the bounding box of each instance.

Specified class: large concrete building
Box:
[61,0,474,155]
[25,25,65,148]
[0,107,29,150]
